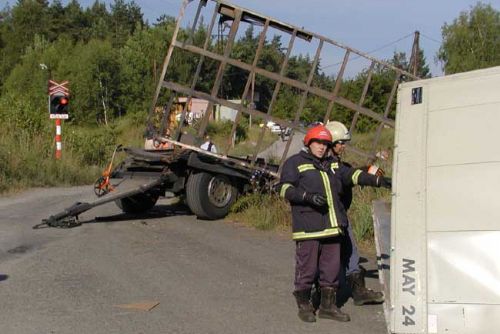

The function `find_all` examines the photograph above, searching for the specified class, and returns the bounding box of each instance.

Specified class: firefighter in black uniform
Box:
[278,125,390,323]
[326,120,386,306]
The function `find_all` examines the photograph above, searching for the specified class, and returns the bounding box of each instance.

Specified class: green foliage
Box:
[118,23,173,114]
[206,120,247,144]
[0,120,102,194]
[65,126,117,165]
[62,38,121,123]
[0,0,431,200]
[229,193,291,231]
[438,3,500,74]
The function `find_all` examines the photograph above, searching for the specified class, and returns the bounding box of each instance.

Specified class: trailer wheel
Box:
[186,172,238,220]
[116,192,159,214]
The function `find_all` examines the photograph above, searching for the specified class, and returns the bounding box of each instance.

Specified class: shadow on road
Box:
[88,203,192,224]
[0,274,8,282]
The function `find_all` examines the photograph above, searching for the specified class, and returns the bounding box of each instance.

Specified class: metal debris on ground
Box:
[114,301,160,311]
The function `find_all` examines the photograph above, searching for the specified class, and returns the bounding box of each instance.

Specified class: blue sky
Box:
[110,0,498,76]
[2,0,498,76]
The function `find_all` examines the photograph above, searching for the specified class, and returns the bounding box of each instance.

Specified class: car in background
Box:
[266,121,283,134]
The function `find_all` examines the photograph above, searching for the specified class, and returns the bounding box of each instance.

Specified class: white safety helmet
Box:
[325,121,351,143]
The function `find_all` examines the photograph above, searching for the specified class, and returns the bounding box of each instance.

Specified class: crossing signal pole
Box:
[48,80,70,159]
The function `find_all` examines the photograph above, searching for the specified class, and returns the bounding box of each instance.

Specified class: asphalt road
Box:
[0,186,388,334]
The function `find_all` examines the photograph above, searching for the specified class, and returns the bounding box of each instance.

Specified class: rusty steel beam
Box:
[323,50,350,123]
[153,0,419,171]
[212,0,418,80]
[185,0,208,45]
[162,81,295,129]
[250,29,298,165]
[197,8,243,138]
[173,2,221,141]
[173,42,395,127]
[369,72,401,162]
[278,39,324,174]
[148,0,191,135]
[158,135,279,178]
[216,1,312,42]
[350,60,375,133]
[225,19,270,155]
[158,94,176,137]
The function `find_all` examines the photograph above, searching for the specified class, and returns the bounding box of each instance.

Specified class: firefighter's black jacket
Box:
[278,149,380,241]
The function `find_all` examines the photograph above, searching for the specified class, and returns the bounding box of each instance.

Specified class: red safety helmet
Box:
[303,125,333,146]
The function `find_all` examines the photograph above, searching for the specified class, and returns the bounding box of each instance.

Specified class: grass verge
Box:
[0,114,145,195]
[227,128,395,243]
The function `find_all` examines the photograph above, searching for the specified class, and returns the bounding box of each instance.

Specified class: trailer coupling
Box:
[34,177,164,229]
[34,202,93,229]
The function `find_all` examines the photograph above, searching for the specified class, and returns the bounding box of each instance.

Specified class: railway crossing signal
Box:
[48,80,69,119]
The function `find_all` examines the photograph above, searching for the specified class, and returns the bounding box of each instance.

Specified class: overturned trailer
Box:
[373,66,500,334]
[41,0,416,227]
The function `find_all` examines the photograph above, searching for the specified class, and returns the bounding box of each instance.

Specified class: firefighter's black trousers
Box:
[294,236,341,291]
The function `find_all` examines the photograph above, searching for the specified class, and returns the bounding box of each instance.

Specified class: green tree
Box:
[60,38,121,124]
[110,0,144,47]
[0,0,49,88]
[438,3,500,74]
[86,1,111,40]
[118,22,173,114]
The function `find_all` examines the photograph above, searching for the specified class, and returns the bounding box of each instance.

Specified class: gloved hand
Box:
[377,176,392,189]
[367,165,385,177]
[303,192,327,207]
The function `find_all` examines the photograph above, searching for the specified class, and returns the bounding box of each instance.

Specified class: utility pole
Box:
[408,31,420,77]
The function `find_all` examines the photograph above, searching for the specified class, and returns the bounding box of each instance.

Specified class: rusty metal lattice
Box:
[148,0,420,174]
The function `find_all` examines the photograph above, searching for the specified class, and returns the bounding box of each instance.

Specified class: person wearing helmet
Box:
[277,125,390,323]
[325,120,387,306]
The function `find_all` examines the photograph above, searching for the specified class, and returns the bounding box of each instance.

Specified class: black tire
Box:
[185,172,239,220]
[115,192,159,214]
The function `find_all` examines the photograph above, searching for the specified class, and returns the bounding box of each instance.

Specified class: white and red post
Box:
[55,119,62,159]
[48,80,69,160]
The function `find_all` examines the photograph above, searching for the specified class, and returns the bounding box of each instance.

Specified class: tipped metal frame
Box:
[196,8,243,138]
[155,0,420,173]
[278,39,324,175]
[174,1,221,141]
[225,19,270,155]
[172,42,397,127]
[349,60,376,133]
[323,50,350,124]
[250,29,297,166]
[369,72,401,162]
[147,0,192,135]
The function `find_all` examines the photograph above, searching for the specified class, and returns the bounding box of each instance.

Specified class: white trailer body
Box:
[379,66,500,334]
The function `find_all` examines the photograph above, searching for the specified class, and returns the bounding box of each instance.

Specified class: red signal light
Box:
[60,97,68,105]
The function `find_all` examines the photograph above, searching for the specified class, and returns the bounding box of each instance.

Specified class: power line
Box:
[420,32,442,45]
[322,32,415,69]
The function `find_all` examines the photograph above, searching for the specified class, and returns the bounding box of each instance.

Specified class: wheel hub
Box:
[208,176,232,208]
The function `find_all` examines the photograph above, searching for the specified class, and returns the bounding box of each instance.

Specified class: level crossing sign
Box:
[48,80,70,120]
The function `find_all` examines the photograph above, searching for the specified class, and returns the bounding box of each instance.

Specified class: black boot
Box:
[318,287,350,322]
[347,269,384,306]
[293,289,316,323]
[311,283,321,313]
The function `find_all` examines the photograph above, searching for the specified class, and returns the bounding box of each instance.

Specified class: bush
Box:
[229,192,291,231]
[206,120,247,143]
[65,126,117,166]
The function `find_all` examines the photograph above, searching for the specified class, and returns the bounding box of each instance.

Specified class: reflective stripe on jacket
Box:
[278,150,380,241]
[278,150,343,240]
